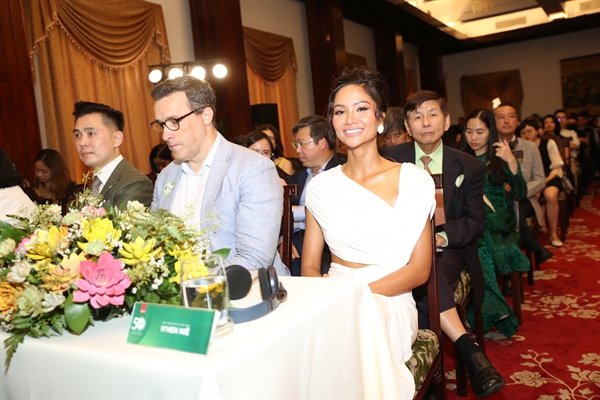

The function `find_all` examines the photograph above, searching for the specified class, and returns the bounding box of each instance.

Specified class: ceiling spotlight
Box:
[213,64,227,78]
[168,67,184,80]
[191,66,206,80]
[148,69,163,83]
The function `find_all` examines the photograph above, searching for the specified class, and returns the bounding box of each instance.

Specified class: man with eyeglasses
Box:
[554,109,581,193]
[149,76,288,276]
[286,115,345,276]
[72,101,153,209]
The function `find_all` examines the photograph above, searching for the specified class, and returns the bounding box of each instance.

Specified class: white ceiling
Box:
[404,0,600,37]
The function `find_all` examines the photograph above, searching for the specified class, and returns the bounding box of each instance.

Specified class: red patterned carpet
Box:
[444,186,600,400]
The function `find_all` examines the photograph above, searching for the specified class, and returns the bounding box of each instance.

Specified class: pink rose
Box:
[16,238,30,257]
[80,206,107,217]
[73,253,131,309]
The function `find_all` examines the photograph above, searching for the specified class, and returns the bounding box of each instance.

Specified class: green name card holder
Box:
[126,302,217,355]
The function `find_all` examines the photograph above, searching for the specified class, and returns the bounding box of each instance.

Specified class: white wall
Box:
[343,18,376,70]
[144,0,195,63]
[240,0,314,118]
[443,27,600,122]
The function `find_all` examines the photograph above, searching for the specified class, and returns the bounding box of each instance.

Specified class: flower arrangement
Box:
[0,190,226,367]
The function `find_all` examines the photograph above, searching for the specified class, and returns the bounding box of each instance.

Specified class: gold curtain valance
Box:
[243,26,298,82]
[29,0,169,69]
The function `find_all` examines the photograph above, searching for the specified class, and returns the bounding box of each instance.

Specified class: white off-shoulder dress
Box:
[306,162,435,399]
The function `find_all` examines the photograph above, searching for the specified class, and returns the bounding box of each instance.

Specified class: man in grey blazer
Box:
[150,76,288,275]
[72,101,153,209]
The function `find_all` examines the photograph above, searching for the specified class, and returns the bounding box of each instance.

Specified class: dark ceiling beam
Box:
[535,0,565,16]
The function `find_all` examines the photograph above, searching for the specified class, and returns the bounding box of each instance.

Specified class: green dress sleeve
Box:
[504,161,527,201]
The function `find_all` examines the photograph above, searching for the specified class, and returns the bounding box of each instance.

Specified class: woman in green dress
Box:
[459,109,530,338]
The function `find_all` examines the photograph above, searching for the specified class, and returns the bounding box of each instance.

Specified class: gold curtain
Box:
[243,27,298,158]
[460,69,523,118]
[23,0,170,182]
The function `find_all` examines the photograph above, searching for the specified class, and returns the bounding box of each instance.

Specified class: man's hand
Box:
[291,244,299,261]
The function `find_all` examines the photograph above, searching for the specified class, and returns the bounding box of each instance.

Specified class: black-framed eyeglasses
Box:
[291,140,315,149]
[150,107,203,133]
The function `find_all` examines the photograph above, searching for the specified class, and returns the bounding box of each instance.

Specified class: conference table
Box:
[0,276,402,399]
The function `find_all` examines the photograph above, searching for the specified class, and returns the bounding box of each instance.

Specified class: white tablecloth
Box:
[0,277,401,399]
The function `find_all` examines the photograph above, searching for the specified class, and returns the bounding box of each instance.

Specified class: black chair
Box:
[281,184,298,269]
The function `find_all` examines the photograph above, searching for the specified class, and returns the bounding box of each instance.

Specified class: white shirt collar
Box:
[182,134,221,176]
[94,154,124,185]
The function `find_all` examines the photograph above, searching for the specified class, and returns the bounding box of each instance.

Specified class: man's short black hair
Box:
[72,101,125,132]
[292,115,336,150]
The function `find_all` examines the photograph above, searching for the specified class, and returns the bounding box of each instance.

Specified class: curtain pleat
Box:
[244,27,299,157]
[24,0,170,182]
[460,70,523,117]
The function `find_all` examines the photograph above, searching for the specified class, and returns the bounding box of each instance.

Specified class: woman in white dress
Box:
[302,66,435,398]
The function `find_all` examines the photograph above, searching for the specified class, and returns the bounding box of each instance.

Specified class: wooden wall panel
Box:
[188,0,252,139]
[0,0,41,183]
[305,0,346,116]
[373,3,408,107]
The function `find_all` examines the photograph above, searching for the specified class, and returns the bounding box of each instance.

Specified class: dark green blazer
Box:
[100,158,153,209]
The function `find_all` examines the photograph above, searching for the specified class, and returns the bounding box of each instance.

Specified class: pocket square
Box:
[455,174,464,188]
[163,181,176,196]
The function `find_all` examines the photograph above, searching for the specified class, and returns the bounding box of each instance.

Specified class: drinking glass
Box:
[180,254,233,338]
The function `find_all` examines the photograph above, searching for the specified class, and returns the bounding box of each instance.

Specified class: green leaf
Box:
[212,248,231,260]
[64,292,91,334]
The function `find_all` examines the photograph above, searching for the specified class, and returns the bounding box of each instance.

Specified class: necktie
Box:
[421,155,446,226]
[91,175,101,197]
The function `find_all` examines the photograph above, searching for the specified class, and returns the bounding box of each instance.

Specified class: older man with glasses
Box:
[286,115,345,276]
[150,76,288,276]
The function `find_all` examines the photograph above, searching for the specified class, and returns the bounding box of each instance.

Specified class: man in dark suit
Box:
[72,101,153,209]
[287,115,344,276]
[380,91,505,398]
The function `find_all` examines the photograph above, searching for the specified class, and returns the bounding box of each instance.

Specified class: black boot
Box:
[534,247,554,264]
[466,352,506,398]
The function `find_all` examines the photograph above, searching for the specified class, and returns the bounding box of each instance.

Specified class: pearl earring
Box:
[377,125,384,134]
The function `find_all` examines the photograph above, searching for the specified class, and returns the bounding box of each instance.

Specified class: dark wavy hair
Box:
[33,149,73,200]
[243,130,275,159]
[256,124,284,158]
[459,109,506,183]
[0,148,22,189]
[149,144,173,174]
[326,66,389,132]
[543,114,561,136]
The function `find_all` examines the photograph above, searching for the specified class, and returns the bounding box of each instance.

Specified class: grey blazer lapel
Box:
[201,137,230,222]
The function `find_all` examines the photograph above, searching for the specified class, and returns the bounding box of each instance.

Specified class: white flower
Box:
[126,201,145,213]
[46,204,61,216]
[455,174,465,188]
[0,238,16,258]
[7,261,32,283]
[41,292,65,313]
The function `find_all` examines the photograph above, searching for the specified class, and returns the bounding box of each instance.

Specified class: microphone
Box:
[225,265,252,300]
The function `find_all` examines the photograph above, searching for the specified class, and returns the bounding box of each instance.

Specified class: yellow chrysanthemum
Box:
[169,255,208,285]
[27,226,70,262]
[0,282,23,319]
[78,218,122,254]
[118,237,164,266]
[40,252,86,293]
